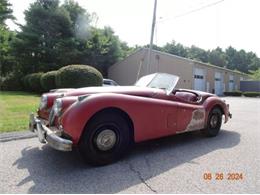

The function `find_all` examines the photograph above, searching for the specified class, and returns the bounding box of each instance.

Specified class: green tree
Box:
[236,49,250,73]
[208,47,227,67]
[249,68,260,80]
[0,0,16,77]
[61,0,92,40]
[187,45,208,63]
[82,27,124,76]
[225,46,260,73]
[11,0,127,76]
[225,46,237,70]
[12,0,74,73]
[163,41,188,58]
[120,41,138,59]
[0,26,16,76]
[246,52,260,71]
[0,0,14,25]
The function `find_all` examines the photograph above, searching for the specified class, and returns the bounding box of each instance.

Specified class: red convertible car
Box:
[29,73,232,165]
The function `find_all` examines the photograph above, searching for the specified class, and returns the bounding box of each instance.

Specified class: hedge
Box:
[27,72,44,93]
[0,73,24,91]
[55,65,103,88]
[22,74,32,91]
[0,77,4,90]
[41,71,57,92]
[223,91,242,96]
[243,92,260,97]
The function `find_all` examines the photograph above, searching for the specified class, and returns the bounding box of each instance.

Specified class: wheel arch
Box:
[80,107,135,143]
[211,104,224,115]
[205,103,225,126]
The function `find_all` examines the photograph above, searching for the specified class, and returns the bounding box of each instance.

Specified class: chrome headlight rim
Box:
[39,94,48,109]
[53,98,63,116]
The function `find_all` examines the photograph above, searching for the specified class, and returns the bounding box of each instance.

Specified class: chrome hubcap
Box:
[210,115,218,128]
[96,129,117,151]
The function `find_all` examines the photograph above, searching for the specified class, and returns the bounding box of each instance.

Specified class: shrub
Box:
[22,74,31,91]
[0,73,24,91]
[27,72,44,93]
[243,92,260,97]
[223,91,242,96]
[0,77,4,90]
[55,65,103,88]
[41,71,57,92]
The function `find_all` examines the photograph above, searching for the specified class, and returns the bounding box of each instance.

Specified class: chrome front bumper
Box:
[29,113,72,151]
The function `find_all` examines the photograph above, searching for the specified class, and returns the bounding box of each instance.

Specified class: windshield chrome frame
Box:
[135,73,179,96]
[165,75,179,96]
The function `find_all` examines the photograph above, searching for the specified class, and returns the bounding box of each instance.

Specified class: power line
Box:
[157,0,224,23]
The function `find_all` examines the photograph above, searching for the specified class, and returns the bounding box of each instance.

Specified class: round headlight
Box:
[53,98,62,116]
[39,95,48,109]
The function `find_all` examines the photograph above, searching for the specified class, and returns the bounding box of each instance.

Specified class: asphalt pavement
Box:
[0,97,259,193]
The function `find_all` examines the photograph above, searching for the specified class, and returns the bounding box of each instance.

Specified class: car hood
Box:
[64,86,165,97]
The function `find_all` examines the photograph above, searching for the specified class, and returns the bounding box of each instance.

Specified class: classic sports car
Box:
[102,78,119,86]
[29,73,232,165]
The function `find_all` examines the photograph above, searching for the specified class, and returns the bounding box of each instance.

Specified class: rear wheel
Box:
[79,111,132,166]
[201,108,222,137]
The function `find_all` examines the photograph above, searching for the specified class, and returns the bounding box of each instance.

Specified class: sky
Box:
[6,0,260,56]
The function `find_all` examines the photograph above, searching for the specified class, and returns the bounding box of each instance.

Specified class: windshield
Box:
[135,73,179,95]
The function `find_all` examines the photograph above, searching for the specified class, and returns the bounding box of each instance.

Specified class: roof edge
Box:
[109,48,144,69]
[142,48,249,76]
[110,47,249,77]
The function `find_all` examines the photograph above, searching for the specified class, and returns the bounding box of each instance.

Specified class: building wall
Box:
[108,49,193,88]
[192,61,248,94]
[149,51,193,89]
[108,49,147,85]
[108,49,249,94]
[207,67,215,93]
[223,71,229,92]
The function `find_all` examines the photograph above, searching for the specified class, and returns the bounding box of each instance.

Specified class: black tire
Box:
[79,111,132,166]
[201,108,222,137]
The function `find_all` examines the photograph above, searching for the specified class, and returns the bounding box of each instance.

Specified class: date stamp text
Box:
[203,172,244,181]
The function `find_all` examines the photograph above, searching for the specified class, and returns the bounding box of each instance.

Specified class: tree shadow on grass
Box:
[13,129,240,193]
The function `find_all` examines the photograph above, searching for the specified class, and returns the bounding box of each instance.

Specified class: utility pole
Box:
[147,0,157,74]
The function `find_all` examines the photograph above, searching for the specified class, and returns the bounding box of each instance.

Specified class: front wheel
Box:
[79,111,132,166]
[201,108,222,137]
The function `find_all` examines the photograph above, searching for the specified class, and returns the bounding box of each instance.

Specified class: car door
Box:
[128,95,179,142]
[176,101,205,133]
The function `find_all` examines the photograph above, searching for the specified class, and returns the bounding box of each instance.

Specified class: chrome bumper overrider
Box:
[29,113,72,151]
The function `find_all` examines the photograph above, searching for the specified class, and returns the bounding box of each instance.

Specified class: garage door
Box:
[214,72,224,95]
[229,75,234,91]
[194,68,206,91]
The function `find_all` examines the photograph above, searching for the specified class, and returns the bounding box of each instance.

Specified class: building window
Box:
[215,78,221,81]
[194,75,204,79]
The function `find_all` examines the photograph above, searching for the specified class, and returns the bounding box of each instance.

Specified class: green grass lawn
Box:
[0,91,40,133]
